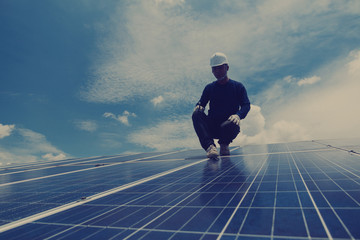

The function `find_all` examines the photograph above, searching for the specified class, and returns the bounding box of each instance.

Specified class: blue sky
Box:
[1,0,360,165]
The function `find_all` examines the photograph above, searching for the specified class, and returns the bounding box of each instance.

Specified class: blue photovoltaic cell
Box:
[0,140,359,239]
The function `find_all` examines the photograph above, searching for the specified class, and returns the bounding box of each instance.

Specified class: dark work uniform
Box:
[192,79,250,150]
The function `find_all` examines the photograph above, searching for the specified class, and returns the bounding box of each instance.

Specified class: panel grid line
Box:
[1,140,359,239]
[286,144,333,240]
[29,221,314,239]
[270,153,280,239]
[288,152,311,239]
[216,153,269,240]
[314,151,360,180]
[0,150,190,187]
[293,151,355,239]
[0,154,207,234]
[199,156,267,240]
[122,149,255,239]
[236,154,271,236]
[313,152,360,207]
[83,160,216,231]
[43,163,210,240]
[0,154,133,177]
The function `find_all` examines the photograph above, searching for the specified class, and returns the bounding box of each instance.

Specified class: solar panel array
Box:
[0,139,359,239]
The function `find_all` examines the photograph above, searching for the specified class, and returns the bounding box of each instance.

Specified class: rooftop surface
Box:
[0,139,359,239]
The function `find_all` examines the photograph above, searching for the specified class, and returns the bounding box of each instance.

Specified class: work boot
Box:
[220,144,230,156]
[206,145,219,158]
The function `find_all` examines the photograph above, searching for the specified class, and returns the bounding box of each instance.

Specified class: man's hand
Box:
[193,105,204,113]
[228,114,240,126]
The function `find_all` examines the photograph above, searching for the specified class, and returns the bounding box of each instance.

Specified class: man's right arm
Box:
[196,85,211,108]
[193,85,210,114]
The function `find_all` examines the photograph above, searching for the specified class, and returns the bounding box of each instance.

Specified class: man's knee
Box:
[221,121,240,134]
[219,122,240,144]
[192,109,205,122]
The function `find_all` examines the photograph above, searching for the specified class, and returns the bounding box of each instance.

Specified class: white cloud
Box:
[283,75,321,86]
[99,132,123,149]
[155,0,184,6]
[103,112,115,118]
[151,95,164,106]
[297,76,321,86]
[42,153,67,161]
[0,151,38,166]
[128,116,198,151]
[241,105,265,136]
[17,128,60,153]
[83,0,359,105]
[233,105,311,146]
[266,121,310,142]
[74,120,98,132]
[0,127,69,165]
[238,120,310,146]
[284,75,296,83]
[348,49,360,76]
[0,123,15,139]
[265,49,360,140]
[128,105,311,152]
[103,111,137,126]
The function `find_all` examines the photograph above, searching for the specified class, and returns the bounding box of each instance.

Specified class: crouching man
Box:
[192,52,251,158]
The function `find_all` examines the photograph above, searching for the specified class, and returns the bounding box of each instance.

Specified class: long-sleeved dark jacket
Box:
[197,79,250,124]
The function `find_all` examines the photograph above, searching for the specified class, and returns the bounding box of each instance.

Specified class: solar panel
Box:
[0,140,359,239]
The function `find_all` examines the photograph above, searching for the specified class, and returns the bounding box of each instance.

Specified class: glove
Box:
[228,114,241,126]
[193,105,204,113]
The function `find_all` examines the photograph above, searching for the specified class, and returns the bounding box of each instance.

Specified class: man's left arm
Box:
[237,103,250,120]
[227,83,251,126]
[236,84,250,119]
[228,102,250,126]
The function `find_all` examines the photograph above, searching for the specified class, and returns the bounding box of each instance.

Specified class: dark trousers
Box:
[192,110,240,150]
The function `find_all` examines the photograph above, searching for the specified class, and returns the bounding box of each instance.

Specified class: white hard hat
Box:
[210,52,228,67]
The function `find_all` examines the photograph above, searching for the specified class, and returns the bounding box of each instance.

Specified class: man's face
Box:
[212,64,228,80]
